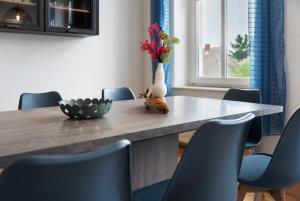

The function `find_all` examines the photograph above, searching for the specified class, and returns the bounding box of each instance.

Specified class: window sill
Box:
[190,77,250,89]
[172,86,230,92]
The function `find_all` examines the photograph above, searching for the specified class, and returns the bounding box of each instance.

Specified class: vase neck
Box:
[154,63,165,84]
[156,63,163,70]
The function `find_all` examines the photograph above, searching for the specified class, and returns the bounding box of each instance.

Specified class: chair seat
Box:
[239,154,272,185]
[133,180,170,201]
[179,134,260,149]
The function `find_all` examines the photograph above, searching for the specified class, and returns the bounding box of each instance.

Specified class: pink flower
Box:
[147,23,161,38]
[141,40,151,51]
[157,46,168,55]
[151,40,157,49]
[151,23,160,32]
[150,52,158,60]
[140,23,177,63]
[148,28,154,37]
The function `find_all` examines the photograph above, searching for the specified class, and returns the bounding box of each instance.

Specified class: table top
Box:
[0,96,283,159]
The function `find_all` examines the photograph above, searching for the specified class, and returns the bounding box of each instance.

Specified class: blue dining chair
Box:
[18,91,62,110]
[0,140,131,201]
[102,87,135,101]
[133,113,255,201]
[237,108,300,201]
[223,88,263,149]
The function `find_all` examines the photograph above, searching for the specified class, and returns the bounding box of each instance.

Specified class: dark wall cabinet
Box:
[0,0,98,37]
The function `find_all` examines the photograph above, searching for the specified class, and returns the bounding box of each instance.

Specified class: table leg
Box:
[0,134,179,190]
[131,134,178,190]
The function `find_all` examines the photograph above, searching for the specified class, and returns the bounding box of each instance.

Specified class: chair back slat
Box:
[163,113,255,201]
[19,91,62,110]
[102,87,135,101]
[257,108,300,189]
[224,88,263,146]
[0,140,131,201]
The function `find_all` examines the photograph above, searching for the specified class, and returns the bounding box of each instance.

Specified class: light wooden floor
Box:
[244,192,297,201]
[178,145,299,201]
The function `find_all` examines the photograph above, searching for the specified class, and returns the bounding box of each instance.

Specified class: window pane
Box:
[198,0,222,78]
[227,0,250,78]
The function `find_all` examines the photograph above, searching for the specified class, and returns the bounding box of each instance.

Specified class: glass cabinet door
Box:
[46,0,98,35]
[0,0,43,31]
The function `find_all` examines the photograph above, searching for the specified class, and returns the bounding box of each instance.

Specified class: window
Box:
[192,0,250,88]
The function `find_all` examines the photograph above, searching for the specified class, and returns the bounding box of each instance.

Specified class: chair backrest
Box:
[163,113,255,201]
[257,108,300,189]
[0,140,131,201]
[223,88,263,145]
[18,91,62,110]
[102,87,135,101]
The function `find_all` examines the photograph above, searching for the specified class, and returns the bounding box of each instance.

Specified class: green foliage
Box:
[163,37,180,46]
[159,32,168,39]
[229,34,249,62]
[161,47,174,63]
[160,31,180,63]
[229,62,250,78]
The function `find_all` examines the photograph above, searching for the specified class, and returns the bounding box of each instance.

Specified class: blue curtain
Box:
[151,0,172,94]
[249,0,286,135]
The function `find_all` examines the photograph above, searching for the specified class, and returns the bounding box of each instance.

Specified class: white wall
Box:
[143,0,152,89]
[286,0,300,119]
[173,0,193,86]
[0,0,147,111]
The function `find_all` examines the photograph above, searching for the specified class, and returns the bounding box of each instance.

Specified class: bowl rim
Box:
[59,98,112,107]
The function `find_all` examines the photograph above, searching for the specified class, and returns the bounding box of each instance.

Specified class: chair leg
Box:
[290,183,300,201]
[269,189,286,201]
[244,148,255,156]
[237,184,248,201]
[254,193,262,201]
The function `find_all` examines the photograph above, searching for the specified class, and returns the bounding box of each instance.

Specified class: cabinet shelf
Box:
[50,5,90,13]
[0,0,36,6]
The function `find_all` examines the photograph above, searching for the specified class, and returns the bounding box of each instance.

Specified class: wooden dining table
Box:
[0,96,283,190]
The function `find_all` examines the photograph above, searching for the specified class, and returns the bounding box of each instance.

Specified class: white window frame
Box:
[190,0,250,88]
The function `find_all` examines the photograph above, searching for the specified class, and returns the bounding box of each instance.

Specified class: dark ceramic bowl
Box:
[59,98,112,120]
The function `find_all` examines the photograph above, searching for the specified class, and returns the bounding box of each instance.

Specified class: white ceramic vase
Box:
[151,63,167,98]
